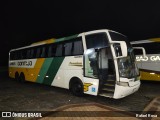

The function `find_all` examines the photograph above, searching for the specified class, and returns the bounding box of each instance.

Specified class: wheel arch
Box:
[69,77,83,90]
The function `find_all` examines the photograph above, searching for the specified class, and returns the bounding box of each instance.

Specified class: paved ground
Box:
[0,69,160,119]
[38,103,140,120]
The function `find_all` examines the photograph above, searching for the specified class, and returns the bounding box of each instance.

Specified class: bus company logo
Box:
[17,61,32,66]
[2,112,11,117]
[84,83,93,92]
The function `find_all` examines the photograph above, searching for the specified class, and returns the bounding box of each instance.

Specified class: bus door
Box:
[98,47,115,87]
[83,48,99,96]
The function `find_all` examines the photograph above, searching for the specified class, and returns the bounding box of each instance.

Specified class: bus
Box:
[131,38,160,81]
[9,29,140,99]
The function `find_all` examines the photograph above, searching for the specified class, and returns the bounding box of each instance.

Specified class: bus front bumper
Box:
[113,80,141,99]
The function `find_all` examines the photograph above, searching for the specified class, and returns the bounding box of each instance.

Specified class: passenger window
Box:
[55,44,63,56]
[30,49,35,58]
[48,45,57,57]
[73,40,83,55]
[41,47,46,58]
[20,50,25,59]
[36,48,41,58]
[27,50,31,58]
[64,42,73,56]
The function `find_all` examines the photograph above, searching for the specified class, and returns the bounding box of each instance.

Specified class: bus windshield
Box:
[117,50,139,78]
[109,31,139,78]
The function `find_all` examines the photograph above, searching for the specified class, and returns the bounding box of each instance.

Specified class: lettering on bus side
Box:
[17,61,32,66]
[136,56,160,62]
[10,62,16,66]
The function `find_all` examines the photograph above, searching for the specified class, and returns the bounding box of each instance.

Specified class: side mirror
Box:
[110,41,127,59]
[133,47,146,58]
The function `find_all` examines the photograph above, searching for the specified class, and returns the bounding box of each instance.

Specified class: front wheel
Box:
[70,81,84,97]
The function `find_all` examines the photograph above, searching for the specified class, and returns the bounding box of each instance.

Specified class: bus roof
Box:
[9,29,124,52]
[10,34,79,52]
[131,38,160,44]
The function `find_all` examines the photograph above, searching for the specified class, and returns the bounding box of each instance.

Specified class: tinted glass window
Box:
[48,45,57,57]
[55,44,63,56]
[41,47,46,58]
[21,49,26,59]
[10,51,16,60]
[14,51,18,60]
[85,32,108,49]
[73,40,83,55]
[64,42,73,56]
[30,48,35,58]
[36,48,41,58]
[27,49,31,58]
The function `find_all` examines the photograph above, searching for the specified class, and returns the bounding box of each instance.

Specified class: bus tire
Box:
[15,72,19,81]
[19,72,25,82]
[69,78,84,97]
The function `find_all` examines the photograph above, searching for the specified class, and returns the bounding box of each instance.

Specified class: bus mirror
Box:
[133,47,146,58]
[110,41,127,59]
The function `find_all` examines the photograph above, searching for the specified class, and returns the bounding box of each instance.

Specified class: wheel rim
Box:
[73,83,82,94]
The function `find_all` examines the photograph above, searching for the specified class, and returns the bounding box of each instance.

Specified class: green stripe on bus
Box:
[55,34,78,43]
[42,57,65,85]
[36,58,53,83]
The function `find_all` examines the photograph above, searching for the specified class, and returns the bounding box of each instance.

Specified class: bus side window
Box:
[30,49,35,59]
[17,51,21,60]
[64,42,73,56]
[27,49,31,59]
[48,45,52,57]
[73,40,83,55]
[20,50,26,59]
[55,44,63,57]
[48,45,57,57]
[14,51,18,60]
[41,47,46,58]
[36,48,41,58]
[10,51,16,60]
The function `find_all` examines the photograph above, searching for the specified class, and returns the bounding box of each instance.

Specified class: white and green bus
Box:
[9,29,140,99]
[131,38,160,81]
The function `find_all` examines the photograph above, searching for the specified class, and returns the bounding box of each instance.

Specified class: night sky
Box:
[1,0,160,65]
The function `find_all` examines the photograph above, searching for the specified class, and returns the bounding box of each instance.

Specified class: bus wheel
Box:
[15,72,19,81]
[70,78,84,97]
[19,72,25,82]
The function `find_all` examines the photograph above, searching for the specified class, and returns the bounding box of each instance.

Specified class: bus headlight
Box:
[116,81,129,87]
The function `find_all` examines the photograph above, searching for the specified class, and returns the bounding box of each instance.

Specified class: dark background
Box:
[1,0,160,66]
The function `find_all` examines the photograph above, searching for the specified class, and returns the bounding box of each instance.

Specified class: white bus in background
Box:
[131,38,160,81]
[9,29,141,99]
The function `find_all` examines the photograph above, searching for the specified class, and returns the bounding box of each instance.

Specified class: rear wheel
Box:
[19,72,25,82]
[70,79,84,96]
[15,72,19,81]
